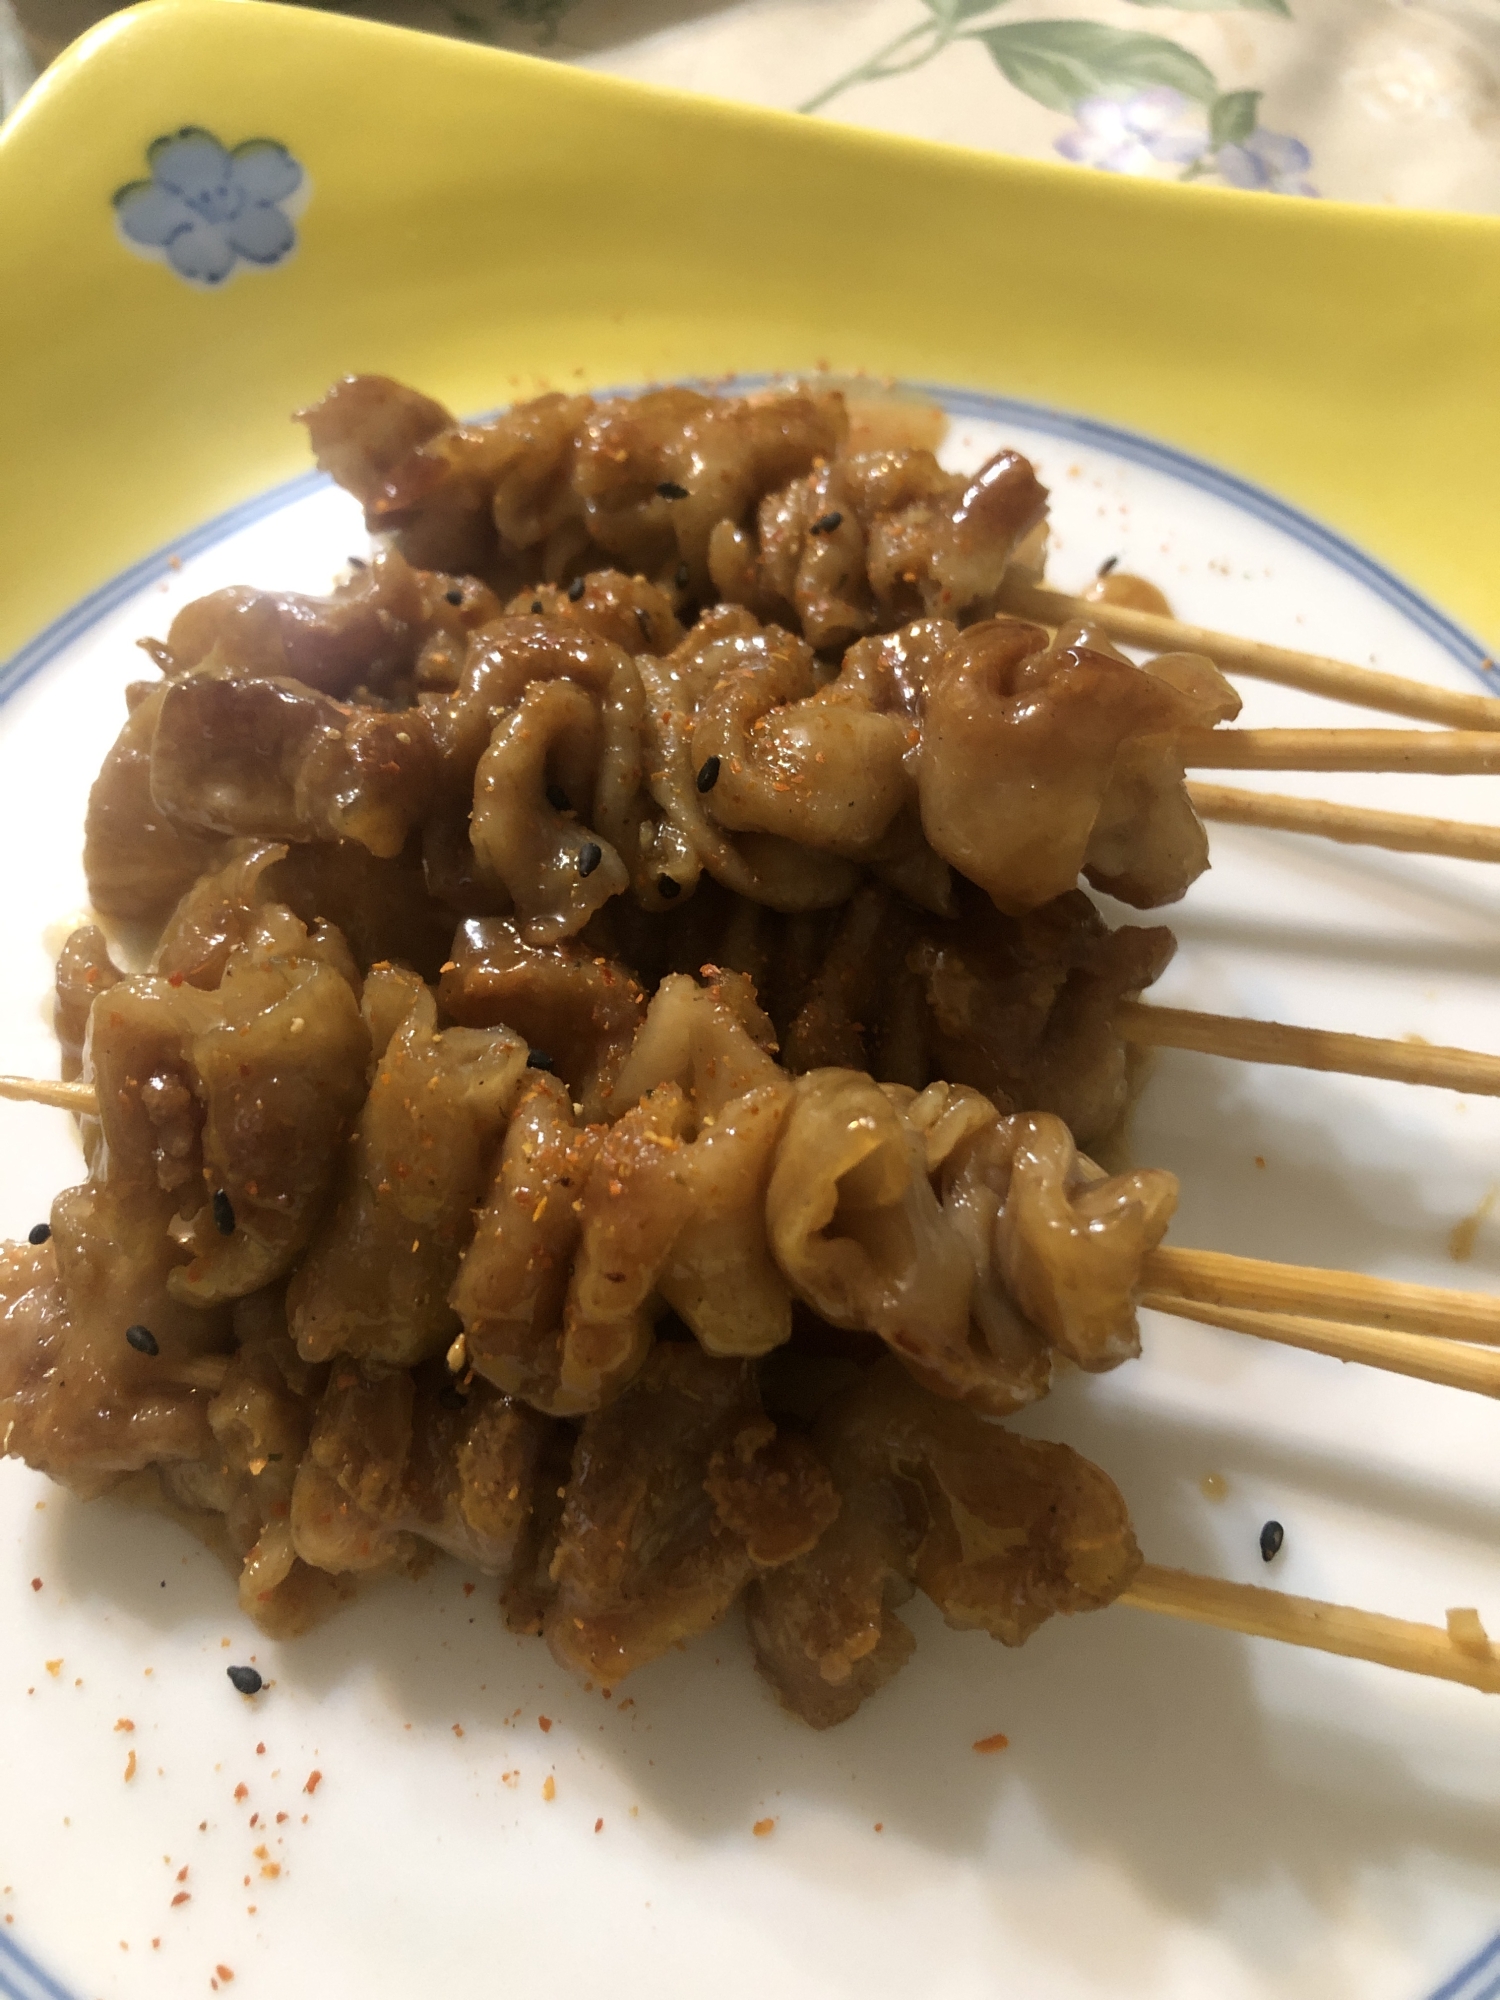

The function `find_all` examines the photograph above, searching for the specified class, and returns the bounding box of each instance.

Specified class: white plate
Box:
[3,388,1499,2000]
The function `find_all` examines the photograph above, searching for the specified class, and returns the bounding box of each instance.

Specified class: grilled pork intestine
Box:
[1,376,1200,1719]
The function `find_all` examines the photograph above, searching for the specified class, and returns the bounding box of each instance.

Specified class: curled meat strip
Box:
[768,1075,1175,1407]
[0,1238,218,1501]
[0,914,365,1494]
[453,972,794,1413]
[503,570,685,659]
[919,616,1238,915]
[439,915,647,1123]
[288,976,529,1369]
[149,669,438,860]
[774,879,1173,1150]
[290,1364,553,1580]
[84,681,227,922]
[153,546,503,701]
[747,1360,1141,1727]
[299,376,846,594]
[544,1342,838,1682]
[710,446,1048,645]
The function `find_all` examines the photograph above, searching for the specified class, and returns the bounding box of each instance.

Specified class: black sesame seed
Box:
[125,1323,159,1356]
[226,1665,263,1696]
[211,1188,235,1236]
[546,784,572,813]
[1097,554,1119,577]
[675,562,690,589]
[1259,1520,1284,1563]
[568,576,587,603]
[27,1222,50,1245]
[656,481,689,501]
[810,510,843,535]
[348,555,368,569]
[635,607,651,640]
[578,841,603,879]
[657,875,681,900]
[526,1050,554,1072]
[531,598,544,614]
[696,756,721,794]
[445,587,464,606]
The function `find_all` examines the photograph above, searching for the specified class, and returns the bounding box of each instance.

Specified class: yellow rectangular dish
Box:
[2,0,1500,666]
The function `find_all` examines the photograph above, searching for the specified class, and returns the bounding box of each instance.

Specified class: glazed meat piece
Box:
[914,888,1175,1148]
[63,901,368,1311]
[154,1304,334,1636]
[768,1074,1176,1407]
[430,614,661,935]
[635,610,863,912]
[84,681,227,921]
[747,1360,1141,1727]
[709,446,1047,644]
[150,840,291,991]
[432,614,627,781]
[770,881,1175,1150]
[544,1342,838,1682]
[450,1072,613,1415]
[290,1363,555,1580]
[454,972,795,1413]
[154,547,504,702]
[767,1071,1052,1415]
[573,386,847,597]
[0,1238,220,1501]
[1080,635,1242,907]
[300,377,844,595]
[27,900,365,1423]
[296,373,453,509]
[918,617,1236,915]
[687,616,911,860]
[438,916,647,1122]
[161,907,371,1307]
[150,669,438,859]
[470,675,633,941]
[502,570,685,659]
[288,977,528,1368]
[994,1111,1177,1370]
[604,971,794,1357]
[266,840,457,981]
[315,387,595,580]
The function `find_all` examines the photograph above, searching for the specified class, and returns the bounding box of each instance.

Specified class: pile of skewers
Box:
[2,372,1499,1723]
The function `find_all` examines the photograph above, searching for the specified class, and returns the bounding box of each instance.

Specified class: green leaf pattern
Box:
[799,0,1317,196]
[974,22,1218,111]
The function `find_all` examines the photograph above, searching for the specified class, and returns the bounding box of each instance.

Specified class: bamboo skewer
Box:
[1000,578,1500,733]
[1117,1000,1500,1098]
[0,1074,98,1114]
[1143,1244,1500,1345]
[1189,781,1500,864]
[1140,1292,1500,1396]
[1179,727,1500,774]
[1120,1564,1500,1694]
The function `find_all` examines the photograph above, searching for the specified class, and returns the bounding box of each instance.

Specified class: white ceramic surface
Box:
[3,391,1499,2000]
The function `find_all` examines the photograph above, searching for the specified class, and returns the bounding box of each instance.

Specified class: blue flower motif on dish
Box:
[113,128,305,286]
[1216,128,1317,197]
